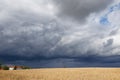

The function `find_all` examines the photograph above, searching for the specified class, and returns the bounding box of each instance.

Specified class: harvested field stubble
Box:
[0,68,120,80]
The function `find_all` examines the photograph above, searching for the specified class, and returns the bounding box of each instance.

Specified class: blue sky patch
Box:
[99,2,120,25]
[100,16,109,25]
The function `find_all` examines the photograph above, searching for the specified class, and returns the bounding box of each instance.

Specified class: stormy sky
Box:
[0,0,120,68]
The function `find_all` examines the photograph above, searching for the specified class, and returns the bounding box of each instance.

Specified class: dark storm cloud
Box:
[1,54,120,68]
[0,0,120,68]
[0,0,116,58]
[53,0,113,23]
[0,2,65,57]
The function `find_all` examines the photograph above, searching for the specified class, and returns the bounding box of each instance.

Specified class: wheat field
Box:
[0,68,120,80]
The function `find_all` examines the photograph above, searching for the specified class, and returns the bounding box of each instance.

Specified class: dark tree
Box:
[2,66,9,70]
[0,62,2,69]
[22,66,31,69]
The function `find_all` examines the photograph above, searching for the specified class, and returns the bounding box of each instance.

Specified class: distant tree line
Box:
[0,62,31,70]
[0,63,9,70]
[22,66,31,69]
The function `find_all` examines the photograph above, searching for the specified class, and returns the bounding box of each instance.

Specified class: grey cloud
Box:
[0,0,117,58]
[53,0,113,23]
[109,28,119,36]
[103,38,114,47]
[0,2,64,57]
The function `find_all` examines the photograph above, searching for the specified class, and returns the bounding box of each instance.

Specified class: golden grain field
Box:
[0,68,120,80]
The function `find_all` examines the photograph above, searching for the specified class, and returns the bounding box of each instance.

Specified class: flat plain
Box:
[0,68,120,80]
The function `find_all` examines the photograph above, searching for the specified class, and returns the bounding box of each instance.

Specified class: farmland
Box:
[0,68,120,80]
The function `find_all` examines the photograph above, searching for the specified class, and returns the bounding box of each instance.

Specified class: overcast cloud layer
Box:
[53,0,113,23]
[0,0,120,67]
